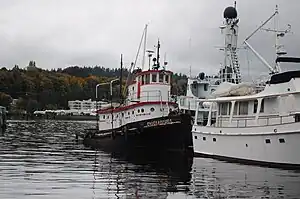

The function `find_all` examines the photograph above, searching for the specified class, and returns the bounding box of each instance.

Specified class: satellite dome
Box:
[223,6,237,19]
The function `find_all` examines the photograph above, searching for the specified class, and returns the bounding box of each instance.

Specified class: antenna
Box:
[146,50,154,70]
[163,52,168,70]
[244,5,291,74]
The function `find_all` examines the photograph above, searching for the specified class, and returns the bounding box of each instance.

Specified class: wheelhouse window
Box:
[145,74,150,84]
[159,73,164,83]
[239,101,248,115]
[152,74,157,82]
[141,75,144,85]
[165,75,169,83]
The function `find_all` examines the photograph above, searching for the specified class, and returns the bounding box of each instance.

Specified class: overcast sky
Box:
[0,0,299,80]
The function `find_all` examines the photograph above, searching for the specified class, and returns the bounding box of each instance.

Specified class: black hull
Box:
[194,152,300,170]
[82,114,193,155]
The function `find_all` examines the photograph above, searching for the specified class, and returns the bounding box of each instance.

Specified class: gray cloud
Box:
[0,0,299,80]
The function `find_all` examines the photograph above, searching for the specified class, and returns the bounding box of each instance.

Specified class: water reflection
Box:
[1,120,300,199]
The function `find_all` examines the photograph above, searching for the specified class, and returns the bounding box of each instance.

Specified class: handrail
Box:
[215,114,296,128]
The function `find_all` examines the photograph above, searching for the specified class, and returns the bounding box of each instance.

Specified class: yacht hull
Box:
[192,123,300,168]
[83,113,193,155]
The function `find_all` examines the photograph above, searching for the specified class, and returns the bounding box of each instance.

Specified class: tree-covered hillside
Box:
[0,61,187,113]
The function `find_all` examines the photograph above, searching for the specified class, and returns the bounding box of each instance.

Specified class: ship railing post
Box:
[207,102,213,126]
[96,82,111,130]
[194,101,200,125]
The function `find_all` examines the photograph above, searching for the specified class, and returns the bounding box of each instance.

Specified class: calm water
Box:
[1,120,300,199]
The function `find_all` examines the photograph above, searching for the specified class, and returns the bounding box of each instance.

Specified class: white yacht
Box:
[192,5,300,167]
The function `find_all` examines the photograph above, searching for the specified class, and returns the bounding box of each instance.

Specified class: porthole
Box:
[103,115,105,119]
[128,112,130,115]
[246,144,248,147]
[265,139,271,144]
[213,138,216,142]
[138,109,140,113]
[122,112,124,116]
[150,107,155,112]
[194,136,197,139]
[203,137,206,141]
[279,138,285,143]
[132,111,134,114]
[141,108,144,113]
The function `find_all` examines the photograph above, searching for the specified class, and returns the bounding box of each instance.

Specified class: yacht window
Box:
[233,103,238,115]
[295,114,300,122]
[152,74,157,82]
[239,101,248,115]
[203,137,206,141]
[194,136,197,139]
[159,74,164,83]
[165,75,169,83]
[145,74,150,84]
[141,108,144,113]
[265,139,271,144]
[279,138,285,143]
[261,99,264,113]
[204,84,208,91]
[141,75,144,85]
[253,99,264,113]
[213,138,216,142]
[219,103,228,115]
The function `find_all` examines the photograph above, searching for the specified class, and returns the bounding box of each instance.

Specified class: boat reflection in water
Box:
[86,142,193,198]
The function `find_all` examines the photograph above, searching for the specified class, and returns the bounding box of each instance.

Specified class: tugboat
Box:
[83,28,193,154]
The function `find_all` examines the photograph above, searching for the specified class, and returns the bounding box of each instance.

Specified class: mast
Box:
[243,5,291,74]
[119,54,123,103]
[142,24,148,70]
[156,39,160,68]
[123,25,147,97]
[220,2,241,84]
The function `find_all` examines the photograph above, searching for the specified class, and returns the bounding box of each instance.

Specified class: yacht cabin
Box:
[195,70,300,128]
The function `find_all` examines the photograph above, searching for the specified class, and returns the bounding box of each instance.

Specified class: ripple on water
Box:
[1,120,300,198]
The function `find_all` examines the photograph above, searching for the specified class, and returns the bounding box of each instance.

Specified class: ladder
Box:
[230,49,241,84]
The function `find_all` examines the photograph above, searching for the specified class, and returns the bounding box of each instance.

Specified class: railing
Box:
[179,97,199,110]
[215,114,296,128]
[128,90,162,102]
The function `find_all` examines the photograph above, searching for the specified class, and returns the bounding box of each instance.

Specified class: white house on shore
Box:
[33,99,110,116]
[68,99,108,111]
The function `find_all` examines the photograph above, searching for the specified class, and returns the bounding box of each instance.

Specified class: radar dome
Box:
[223,6,237,19]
